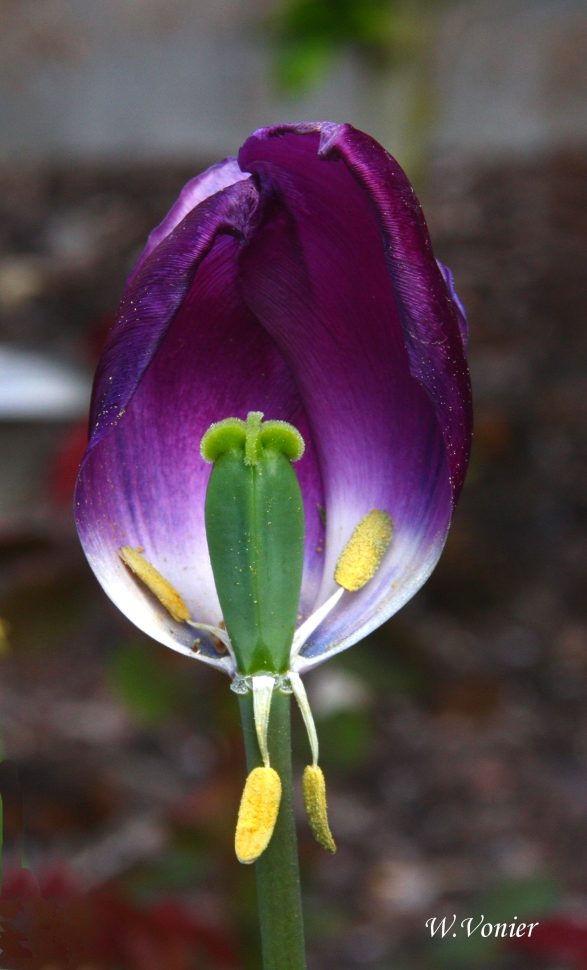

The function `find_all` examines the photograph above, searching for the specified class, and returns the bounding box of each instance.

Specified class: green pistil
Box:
[201,412,305,675]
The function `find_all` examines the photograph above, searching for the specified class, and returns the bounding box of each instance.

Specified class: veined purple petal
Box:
[131,158,250,280]
[238,126,460,661]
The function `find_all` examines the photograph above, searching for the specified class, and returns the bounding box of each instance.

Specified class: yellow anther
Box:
[119,547,190,623]
[235,766,282,864]
[334,509,393,592]
[303,765,336,854]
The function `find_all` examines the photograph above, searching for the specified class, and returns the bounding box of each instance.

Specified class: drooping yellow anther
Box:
[303,765,336,854]
[119,547,190,623]
[334,509,393,592]
[235,766,282,864]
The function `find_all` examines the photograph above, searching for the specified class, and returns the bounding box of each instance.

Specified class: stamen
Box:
[252,675,276,768]
[288,672,319,767]
[290,587,344,662]
[119,547,190,623]
[119,549,234,660]
[235,766,282,864]
[334,509,393,592]
[303,765,336,854]
[290,512,392,665]
[185,619,232,652]
[289,673,336,853]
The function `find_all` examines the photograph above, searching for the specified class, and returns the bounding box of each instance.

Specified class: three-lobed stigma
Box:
[200,411,304,466]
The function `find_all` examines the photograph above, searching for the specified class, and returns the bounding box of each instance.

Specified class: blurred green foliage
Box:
[269,0,446,91]
[343,619,433,698]
[107,641,193,726]
[125,844,212,903]
[0,566,94,655]
[303,899,347,941]
[318,709,373,770]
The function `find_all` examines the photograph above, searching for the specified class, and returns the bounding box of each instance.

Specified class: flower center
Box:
[118,411,395,865]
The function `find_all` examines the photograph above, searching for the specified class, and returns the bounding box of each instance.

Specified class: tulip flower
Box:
[75,121,471,970]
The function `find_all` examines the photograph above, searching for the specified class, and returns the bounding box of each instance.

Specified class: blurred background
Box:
[0,0,587,967]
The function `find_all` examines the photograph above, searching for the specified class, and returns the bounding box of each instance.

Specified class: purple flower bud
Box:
[75,122,472,671]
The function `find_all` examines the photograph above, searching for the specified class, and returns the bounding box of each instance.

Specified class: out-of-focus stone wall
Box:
[1,0,586,166]
[434,0,587,162]
[0,0,415,163]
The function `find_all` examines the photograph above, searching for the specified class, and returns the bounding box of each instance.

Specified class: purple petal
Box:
[317,123,472,502]
[242,122,472,502]
[130,158,250,280]
[237,125,465,660]
[76,202,324,656]
[87,177,258,456]
[437,260,468,353]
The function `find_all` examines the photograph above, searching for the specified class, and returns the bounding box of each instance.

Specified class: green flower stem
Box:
[239,690,307,970]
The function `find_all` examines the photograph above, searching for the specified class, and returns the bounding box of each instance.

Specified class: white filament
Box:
[290,587,344,663]
[289,671,319,767]
[186,620,236,663]
[252,675,276,768]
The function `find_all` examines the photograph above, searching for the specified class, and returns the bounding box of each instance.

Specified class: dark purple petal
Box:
[87,178,258,455]
[241,122,472,502]
[238,126,457,659]
[318,123,472,502]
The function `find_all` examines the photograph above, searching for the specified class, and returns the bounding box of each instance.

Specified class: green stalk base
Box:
[239,690,306,970]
